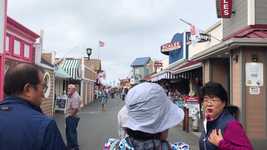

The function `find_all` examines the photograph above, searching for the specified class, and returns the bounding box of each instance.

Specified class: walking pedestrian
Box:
[100,87,108,111]
[104,82,188,150]
[66,84,81,150]
[199,81,253,150]
[0,63,66,150]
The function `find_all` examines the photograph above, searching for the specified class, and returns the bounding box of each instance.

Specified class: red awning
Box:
[172,60,202,74]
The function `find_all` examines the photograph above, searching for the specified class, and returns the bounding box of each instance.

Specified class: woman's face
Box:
[203,95,225,121]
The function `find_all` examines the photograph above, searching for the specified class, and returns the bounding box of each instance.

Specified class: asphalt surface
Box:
[54,96,199,150]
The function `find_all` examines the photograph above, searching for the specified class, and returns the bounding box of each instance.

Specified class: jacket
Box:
[199,110,253,150]
[0,96,66,150]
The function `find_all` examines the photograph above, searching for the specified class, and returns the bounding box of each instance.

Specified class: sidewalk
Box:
[54,97,200,150]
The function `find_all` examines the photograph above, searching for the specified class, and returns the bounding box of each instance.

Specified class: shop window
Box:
[14,40,20,55]
[5,36,9,52]
[24,44,30,58]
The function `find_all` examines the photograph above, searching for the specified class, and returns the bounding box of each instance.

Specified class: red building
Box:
[0,16,39,99]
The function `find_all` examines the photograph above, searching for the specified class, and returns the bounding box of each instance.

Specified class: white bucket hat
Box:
[122,82,184,134]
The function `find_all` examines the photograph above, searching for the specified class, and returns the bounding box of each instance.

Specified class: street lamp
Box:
[86,48,92,60]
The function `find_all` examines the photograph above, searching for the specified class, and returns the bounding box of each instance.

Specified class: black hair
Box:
[226,105,240,120]
[4,63,44,96]
[199,81,228,104]
[125,128,160,141]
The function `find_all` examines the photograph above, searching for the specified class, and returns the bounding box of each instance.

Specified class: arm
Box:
[41,120,66,150]
[209,120,253,150]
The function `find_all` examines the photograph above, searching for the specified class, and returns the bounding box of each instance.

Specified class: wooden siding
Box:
[255,0,267,24]
[40,69,54,116]
[223,0,248,37]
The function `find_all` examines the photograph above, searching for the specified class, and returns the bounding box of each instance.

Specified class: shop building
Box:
[0,16,39,100]
[189,0,267,148]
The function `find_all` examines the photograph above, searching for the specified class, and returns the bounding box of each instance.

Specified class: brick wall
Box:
[40,69,54,116]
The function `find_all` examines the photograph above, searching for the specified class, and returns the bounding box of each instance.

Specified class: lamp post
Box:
[86,48,92,60]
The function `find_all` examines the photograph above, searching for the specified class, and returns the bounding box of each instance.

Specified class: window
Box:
[14,40,20,55]
[5,36,9,52]
[24,44,30,58]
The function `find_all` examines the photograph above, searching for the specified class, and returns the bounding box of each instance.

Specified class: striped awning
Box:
[60,59,81,80]
[150,70,177,82]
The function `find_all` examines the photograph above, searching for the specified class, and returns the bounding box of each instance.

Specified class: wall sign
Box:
[246,63,263,86]
[249,86,260,95]
[43,72,51,98]
[216,0,233,18]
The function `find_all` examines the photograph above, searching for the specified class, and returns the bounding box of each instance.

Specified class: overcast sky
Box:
[7,0,218,84]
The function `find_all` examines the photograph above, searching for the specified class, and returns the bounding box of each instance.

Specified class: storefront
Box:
[189,0,267,146]
[0,16,39,99]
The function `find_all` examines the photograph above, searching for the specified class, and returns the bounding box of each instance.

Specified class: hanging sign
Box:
[216,0,233,18]
[246,63,263,86]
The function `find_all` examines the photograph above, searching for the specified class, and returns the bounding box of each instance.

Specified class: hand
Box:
[208,129,223,146]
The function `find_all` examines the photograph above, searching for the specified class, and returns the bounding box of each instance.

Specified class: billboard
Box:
[0,0,7,53]
[216,0,233,18]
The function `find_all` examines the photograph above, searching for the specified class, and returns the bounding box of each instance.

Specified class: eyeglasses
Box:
[203,96,221,103]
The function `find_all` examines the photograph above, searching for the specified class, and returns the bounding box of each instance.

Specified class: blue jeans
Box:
[66,116,80,149]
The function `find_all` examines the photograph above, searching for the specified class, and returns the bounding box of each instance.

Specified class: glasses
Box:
[203,96,221,103]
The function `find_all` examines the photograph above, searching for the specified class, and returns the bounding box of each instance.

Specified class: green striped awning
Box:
[60,58,81,80]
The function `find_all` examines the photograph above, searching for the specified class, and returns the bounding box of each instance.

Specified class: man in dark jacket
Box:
[0,63,66,150]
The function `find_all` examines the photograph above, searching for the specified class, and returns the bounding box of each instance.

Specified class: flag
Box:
[99,40,105,47]
[189,24,201,44]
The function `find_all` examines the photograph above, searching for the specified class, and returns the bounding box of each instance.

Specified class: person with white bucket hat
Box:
[104,82,189,150]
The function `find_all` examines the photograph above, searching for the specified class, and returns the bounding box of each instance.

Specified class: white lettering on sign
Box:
[216,0,232,18]
[223,0,230,16]
[161,41,181,53]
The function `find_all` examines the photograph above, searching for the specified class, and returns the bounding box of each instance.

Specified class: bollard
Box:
[183,107,189,133]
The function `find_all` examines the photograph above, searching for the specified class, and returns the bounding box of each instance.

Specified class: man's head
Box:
[67,84,76,96]
[4,63,45,106]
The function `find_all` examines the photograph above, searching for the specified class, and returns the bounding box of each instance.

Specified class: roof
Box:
[131,57,151,67]
[191,25,267,61]
[7,16,39,39]
[223,25,267,41]
[60,58,81,80]
[41,58,54,68]
[172,60,202,74]
[55,66,71,79]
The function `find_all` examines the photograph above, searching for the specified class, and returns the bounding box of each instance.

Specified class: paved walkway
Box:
[54,96,199,150]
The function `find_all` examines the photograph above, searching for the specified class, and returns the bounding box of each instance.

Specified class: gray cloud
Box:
[8,0,217,82]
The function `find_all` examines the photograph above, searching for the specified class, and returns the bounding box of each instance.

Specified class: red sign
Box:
[184,96,199,103]
[161,41,181,53]
[216,0,233,18]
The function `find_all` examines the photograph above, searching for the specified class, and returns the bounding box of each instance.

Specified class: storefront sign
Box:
[249,86,260,95]
[246,63,263,86]
[216,0,233,18]
[161,41,181,53]
[0,0,6,53]
[154,60,163,67]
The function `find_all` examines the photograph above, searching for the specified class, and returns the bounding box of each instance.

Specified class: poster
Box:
[246,63,263,86]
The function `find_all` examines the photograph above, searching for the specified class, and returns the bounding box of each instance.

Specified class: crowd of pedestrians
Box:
[0,63,254,150]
